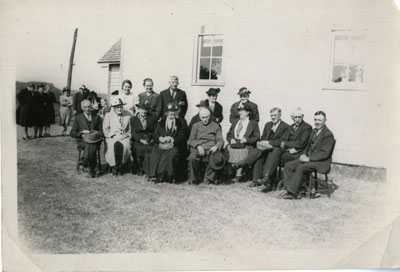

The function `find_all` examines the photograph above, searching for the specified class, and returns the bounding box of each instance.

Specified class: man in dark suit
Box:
[229,87,259,123]
[73,85,89,115]
[232,107,289,186]
[70,99,103,177]
[280,111,335,199]
[155,76,188,120]
[257,107,312,192]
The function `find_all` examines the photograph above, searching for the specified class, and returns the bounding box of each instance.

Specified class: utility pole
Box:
[67,28,78,90]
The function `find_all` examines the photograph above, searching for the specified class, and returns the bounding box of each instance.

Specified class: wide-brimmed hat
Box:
[208,150,225,170]
[237,102,252,113]
[237,87,251,95]
[136,101,150,110]
[165,103,179,112]
[62,87,70,93]
[196,100,209,108]
[206,88,221,96]
[82,131,103,144]
[110,96,126,107]
[111,90,119,96]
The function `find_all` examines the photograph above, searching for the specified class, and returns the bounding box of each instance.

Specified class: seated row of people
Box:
[71,93,335,199]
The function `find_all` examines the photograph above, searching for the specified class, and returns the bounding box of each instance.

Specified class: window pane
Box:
[332,65,347,83]
[200,36,212,57]
[212,35,223,57]
[199,58,211,79]
[211,58,222,80]
[349,65,364,83]
[333,35,349,64]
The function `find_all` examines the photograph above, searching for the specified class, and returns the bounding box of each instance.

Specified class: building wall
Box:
[116,0,400,168]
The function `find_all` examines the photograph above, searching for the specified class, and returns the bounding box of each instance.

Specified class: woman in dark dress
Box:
[16,83,35,140]
[143,103,186,183]
[32,84,46,138]
[43,85,57,137]
[206,88,224,123]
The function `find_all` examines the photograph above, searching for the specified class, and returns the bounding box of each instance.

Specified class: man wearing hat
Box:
[155,75,188,120]
[70,99,104,177]
[188,100,218,133]
[130,101,157,176]
[103,96,132,176]
[229,87,259,124]
[206,88,223,123]
[187,108,224,184]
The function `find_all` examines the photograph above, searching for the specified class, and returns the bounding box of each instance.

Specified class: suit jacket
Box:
[155,88,188,120]
[303,126,335,173]
[226,119,260,146]
[207,99,223,123]
[73,92,88,114]
[154,118,186,147]
[138,91,159,114]
[187,121,224,150]
[281,121,312,152]
[130,114,157,142]
[70,113,103,144]
[229,101,259,123]
[260,121,289,147]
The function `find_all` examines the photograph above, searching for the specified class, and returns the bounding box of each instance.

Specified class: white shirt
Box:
[271,120,281,133]
[234,118,250,139]
[119,92,137,114]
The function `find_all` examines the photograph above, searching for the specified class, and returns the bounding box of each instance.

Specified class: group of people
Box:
[69,75,336,200]
[16,83,57,139]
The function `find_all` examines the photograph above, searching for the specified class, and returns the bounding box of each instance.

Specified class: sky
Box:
[2,0,136,93]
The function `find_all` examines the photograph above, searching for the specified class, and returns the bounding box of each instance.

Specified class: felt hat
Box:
[208,151,225,170]
[110,96,126,107]
[237,87,251,95]
[82,131,103,144]
[206,88,221,96]
[196,100,209,108]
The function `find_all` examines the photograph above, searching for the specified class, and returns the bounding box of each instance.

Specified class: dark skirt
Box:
[17,104,34,127]
[143,146,180,178]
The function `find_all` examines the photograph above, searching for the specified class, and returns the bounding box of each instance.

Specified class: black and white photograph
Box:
[2,0,400,271]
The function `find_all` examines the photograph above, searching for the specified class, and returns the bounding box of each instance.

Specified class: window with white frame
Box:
[192,25,225,86]
[328,29,367,90]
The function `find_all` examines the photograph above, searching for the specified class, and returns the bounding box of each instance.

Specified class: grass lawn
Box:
[17,125,394,254]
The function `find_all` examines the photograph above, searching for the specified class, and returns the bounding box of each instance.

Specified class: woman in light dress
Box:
[59,87,73,136]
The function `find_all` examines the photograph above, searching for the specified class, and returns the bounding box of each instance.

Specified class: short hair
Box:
[169,75,179,81]
[291,107,304,117]
[199,108,211,118]
[143,78,153,86]
[81,99,91,107]
[270,107,281,114]
[315,111,327,119]
[121,79,132,88]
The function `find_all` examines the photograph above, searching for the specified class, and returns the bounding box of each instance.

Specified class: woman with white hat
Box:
[103,96,132,176]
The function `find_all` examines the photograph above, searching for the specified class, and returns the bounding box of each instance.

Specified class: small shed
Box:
[97,39,122,95]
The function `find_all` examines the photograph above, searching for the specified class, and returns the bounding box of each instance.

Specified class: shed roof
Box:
[97,39,121,64]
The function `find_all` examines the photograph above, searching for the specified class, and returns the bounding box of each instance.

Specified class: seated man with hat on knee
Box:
[103,96,132,176]
[70,99,104,178]
[187,108,225,184]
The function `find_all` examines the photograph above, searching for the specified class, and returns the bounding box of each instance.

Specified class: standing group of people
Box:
[68,75,336,199]
[17,83,57,139]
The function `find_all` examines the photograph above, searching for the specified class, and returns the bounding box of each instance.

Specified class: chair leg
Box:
[325,174,331,198]
[308,174,312,199]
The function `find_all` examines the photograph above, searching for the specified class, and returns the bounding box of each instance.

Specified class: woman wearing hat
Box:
[225,103,260,182]
[43,85,58,137]
[144,103,186,183]
[206,88,223,123]
[59,87,73,136]
[16,83,35,140]
[137,78,159,115]
[130,102,157,176]
[103,96,132,176]
[229,87,259,124]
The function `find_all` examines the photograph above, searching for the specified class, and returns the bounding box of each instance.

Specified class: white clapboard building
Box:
[97,0,400,172]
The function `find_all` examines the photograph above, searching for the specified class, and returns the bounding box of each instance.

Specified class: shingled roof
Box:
[98,39,121,64]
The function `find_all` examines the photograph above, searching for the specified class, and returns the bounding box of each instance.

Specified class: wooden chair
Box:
[305,140,336,198]
[76,147,102,175]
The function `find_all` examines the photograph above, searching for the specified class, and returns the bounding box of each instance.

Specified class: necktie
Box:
[119,116,123,127]
[236,120,243,138]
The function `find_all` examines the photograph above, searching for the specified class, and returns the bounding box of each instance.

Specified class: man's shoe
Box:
[111,167,118,176]
[280,191,301,200]
[258,184,272,193]
[249,181,261,187]
[259,175,272,185]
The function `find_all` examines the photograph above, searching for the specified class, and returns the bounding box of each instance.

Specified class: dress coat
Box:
[260,121,290,146]
[206,99,223,123]
[43,91,57,125]
[281,121,313,152]
[103,110,132,166]
[229,101,259,124]
[144,118,186,178]
[32,91,46,126]
[16,88,35,127]
[130,113,157,159]
[155,88,188,120]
